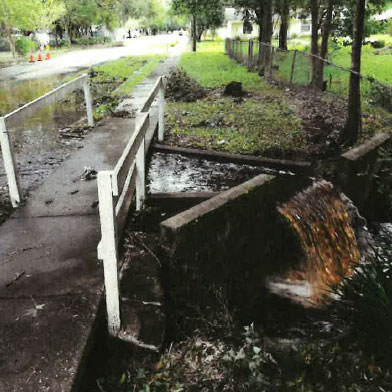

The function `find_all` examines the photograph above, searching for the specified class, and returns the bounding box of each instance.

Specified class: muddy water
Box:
[147,152,291,193]
[0,75,86,195]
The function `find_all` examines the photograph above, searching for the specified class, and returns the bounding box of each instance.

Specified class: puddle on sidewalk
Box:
[147,152,292,193]
[0,75,87,193]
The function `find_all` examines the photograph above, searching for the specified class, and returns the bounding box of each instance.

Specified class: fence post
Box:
[269,46,275,81]
[258,41,263,70]
[97,171,121,336]
[0,117,20,207]
[248,39,253,69]
[83,77,94,127]
[158,78,165,143]
[290,50,297,84]
[135,137,146,211]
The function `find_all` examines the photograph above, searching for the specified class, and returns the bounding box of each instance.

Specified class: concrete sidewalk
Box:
[0,54,180,391]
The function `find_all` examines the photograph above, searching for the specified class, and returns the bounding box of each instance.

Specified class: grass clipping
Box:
[166,68,206,102]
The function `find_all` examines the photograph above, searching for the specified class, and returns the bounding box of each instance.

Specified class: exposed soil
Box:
[165,68,206,102]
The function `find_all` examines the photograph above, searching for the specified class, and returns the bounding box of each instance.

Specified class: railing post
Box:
[0,117,20,207]
[83,77,94,127]
[158,78,165,142]
[97,171,121,336]
[135,137,146,211]
[290,50,297,84]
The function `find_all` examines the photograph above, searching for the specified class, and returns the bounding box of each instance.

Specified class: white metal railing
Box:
[0,74,94,207]
[97,76,165,336]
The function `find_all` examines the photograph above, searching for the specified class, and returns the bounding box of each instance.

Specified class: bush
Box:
[49,38,70,48]
[371,40,385,48]
[369,80,392,112]
[0,38,10,52]
[15,36,38,55]
[334,226,392,364]
[74,36,113,46]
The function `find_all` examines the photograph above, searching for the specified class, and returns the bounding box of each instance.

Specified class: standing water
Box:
[0,76,86,194]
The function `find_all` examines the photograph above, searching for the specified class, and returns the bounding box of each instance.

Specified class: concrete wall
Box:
[160,174,311,333]
[336,133,390,217]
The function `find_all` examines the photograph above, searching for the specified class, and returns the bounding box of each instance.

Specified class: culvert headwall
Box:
[159,174,313,333]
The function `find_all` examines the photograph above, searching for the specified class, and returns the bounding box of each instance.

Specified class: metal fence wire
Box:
[225,38,392,113]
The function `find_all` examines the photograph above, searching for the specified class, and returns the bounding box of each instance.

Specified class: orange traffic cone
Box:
[29,54,35,63]
[37,52,43,61]
[45,52,51,60]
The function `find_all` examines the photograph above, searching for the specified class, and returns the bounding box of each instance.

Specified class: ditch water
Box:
[0,76,86,194]
[147,152,293,193]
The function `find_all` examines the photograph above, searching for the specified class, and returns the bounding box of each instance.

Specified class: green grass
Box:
[114,54,166,96]
[167,42,308,157]
[91,54,166,119]
[180,41,268,92]
[167,96,305,157]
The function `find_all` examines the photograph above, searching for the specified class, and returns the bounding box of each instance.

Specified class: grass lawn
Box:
[94,54,166,96]
[88,54,166,119]
[167,41,308,158]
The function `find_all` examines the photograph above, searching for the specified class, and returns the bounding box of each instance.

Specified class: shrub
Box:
[0,38,10,52]
[74,36,113,46]
[368,80,392,112]
[371,40,385,48]
[49,38,70,48]
[15,36,38,55]
[333,226,392,364]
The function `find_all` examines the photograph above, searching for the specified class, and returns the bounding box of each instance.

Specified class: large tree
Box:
[308,0,335,90]
[0,0,64,56]
[233,0,274,72]
[171,0,225,51]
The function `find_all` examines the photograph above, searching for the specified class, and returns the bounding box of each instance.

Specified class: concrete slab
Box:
[0,294,101,392]
[0,215,101,297]
[13,118,135,218]
[0,53,183,391]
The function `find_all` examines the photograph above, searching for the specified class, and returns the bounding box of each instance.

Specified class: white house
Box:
[217,7,311,40]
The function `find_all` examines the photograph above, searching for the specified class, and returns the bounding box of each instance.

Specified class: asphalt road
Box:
[0,34,188,81]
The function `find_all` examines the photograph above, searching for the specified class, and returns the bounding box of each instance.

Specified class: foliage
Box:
[171,0,225,45]
[371,39,386,48]
[139,0,167,30]
[331,1,386,40]
[15,36,38,55]
[73,36,113,46]
[0,0,64,56]
[333,226,392,364]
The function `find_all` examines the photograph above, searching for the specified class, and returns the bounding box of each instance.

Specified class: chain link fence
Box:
[225,38,392,113]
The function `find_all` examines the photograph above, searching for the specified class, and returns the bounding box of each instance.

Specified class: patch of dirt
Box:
[274,83,347,158]
[165,68,206,102]
[0,199,13,226]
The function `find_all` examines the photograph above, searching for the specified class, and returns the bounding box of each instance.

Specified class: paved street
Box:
[0,34,187,81]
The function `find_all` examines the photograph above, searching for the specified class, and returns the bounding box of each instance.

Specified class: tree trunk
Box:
[314,0,334,90]
[4,28,16,58]
[191,14,197,52]
[279,3,289,50]
[261,1,273,72]
[310,0,324,89]
[340,0,366,146]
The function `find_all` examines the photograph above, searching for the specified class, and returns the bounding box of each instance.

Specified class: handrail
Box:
[97,76,165,336]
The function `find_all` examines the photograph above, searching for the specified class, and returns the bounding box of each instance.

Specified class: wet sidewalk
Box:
[0,55,180,391]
